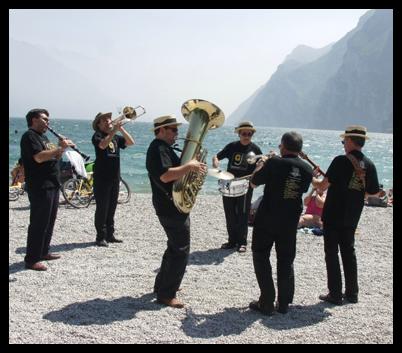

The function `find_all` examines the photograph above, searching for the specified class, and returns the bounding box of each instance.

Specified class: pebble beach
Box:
[9,193,393,344]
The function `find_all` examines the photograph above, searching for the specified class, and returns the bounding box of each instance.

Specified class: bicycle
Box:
[9,183,25,201]
[61,163,131,208]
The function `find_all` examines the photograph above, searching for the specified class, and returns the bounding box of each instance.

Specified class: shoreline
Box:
[9,194,393,343]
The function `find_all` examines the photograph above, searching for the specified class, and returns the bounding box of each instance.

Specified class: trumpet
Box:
[112,105,146,126]
[246,151,276,164]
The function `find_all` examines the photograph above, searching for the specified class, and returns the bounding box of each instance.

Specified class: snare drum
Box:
[218,178,249,197]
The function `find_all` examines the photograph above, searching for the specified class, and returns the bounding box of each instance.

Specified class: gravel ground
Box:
[9,193,393,344]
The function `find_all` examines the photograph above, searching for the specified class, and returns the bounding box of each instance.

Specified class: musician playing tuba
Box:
[146,115,207,309]
[92,111,135,247]
[212,121,263,253]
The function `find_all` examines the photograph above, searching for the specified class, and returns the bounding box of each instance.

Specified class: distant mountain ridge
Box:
[228,9,393,133]
[9,39,118,119]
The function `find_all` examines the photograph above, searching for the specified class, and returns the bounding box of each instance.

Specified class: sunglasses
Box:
[166,127,178,133]
[341,140,345,145]
[240,132,253,137]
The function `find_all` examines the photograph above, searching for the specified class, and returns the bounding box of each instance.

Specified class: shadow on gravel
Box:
[15,242,95,255]
[9,261,26,275]
[181,303,332,338]
[188,248,234,266]
[43,293,160,325]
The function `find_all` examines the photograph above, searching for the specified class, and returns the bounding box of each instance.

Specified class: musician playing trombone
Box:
[212,121,262,253]
[20,108,76,271]
[91,111,135,247]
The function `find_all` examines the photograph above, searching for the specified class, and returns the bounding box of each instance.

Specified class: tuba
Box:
[112,105,146,126]
[172,99,225,213]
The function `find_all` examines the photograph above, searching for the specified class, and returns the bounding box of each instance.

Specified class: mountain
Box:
[9,39,118,119]
[228,9,393,133]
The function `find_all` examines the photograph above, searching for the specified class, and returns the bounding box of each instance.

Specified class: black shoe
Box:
[342,293,358,303]
[249,300,274,316]
[275,302,289,314]
[106,237,123,243]
[237,245,247,253]
[221,242,237,249]
[95,240,109,247]
[319,293,342,305]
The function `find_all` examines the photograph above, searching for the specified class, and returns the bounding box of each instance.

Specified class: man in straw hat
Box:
[212,121,262,253]
[146,115,207,308]
[91,111,135,247]
[312,125,381,305]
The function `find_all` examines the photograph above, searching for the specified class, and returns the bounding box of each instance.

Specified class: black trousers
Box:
[93,178,119,241]
[25,187,60,264]
[323,225,359,299]
[154,215,190,299]
[222,187,253,246]
[251,225,296,306]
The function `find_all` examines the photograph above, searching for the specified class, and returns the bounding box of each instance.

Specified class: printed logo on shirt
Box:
[45,142,57,150]
[348,172,365,191]
[108,141,116,154]
[283,167,301,199]
[230,152,247,171]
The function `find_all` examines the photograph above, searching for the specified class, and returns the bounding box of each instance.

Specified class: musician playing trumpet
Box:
[212,121,262,253]
[92,111,135,247]
[20,108,76,271]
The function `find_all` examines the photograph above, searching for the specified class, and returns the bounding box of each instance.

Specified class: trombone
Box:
[112,105,146,126]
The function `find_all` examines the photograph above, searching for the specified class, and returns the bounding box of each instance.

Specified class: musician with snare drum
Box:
[20,108,76,271]
[212,121,262,253]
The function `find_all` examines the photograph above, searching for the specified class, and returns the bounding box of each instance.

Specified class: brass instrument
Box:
[172,99,225,213]
[246,151,276,164]
[112,105,146,126]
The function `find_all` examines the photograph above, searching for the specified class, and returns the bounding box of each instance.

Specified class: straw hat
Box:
[92,112,112,131]
[151,115,182,131]
[340,125,370,139]
[234,121,256,133]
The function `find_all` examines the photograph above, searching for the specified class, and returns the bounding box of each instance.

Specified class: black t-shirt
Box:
[92,132,126,180]
[146,138,186,218]
[251,155,313,232]
[20,128,60,190]
[216,141,263,178]
[322,150,380,228]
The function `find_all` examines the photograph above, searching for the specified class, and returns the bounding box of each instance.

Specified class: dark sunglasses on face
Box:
[240,132,253,137]
[341,140,345,145]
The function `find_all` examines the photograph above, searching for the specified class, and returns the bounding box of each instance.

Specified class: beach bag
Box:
[366,195,388,207]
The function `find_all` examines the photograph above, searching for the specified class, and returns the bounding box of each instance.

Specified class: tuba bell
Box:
[112,105,146,126]
[172,99,225,213]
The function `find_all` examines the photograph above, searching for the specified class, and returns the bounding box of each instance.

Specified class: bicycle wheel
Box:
[62,178,92,208]
[117,178,131,204]
[9,187,19,201]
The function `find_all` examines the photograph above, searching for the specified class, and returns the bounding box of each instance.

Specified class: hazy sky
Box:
[9,9,369,122]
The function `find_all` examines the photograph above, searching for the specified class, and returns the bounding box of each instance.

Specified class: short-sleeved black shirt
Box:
[251,155,313,232]
[322,150,380,228]
[216,141,263,178]
[146,138,186,218]
[92,132,126,181]
[20,128,61,190]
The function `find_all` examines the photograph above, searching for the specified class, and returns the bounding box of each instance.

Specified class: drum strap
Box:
[148,173,173,201]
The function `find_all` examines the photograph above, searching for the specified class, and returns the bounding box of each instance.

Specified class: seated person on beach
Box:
[10,158,25,187]
[298,187,326,229]
[365,184,388,207]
